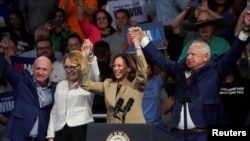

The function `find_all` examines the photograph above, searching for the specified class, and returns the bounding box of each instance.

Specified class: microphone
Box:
[113,98,124,118]
[122,98,134,122]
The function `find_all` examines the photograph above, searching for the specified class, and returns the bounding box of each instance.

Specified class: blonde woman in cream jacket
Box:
[47,39,99,141]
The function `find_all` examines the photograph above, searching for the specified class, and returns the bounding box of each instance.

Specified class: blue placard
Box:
[122,21,166,53]
[0,91,14,117]
[11,56,35,74]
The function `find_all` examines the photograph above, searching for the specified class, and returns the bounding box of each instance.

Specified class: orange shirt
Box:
[59,0,97,40]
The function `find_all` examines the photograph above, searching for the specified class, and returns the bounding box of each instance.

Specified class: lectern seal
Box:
[106,130,130,141]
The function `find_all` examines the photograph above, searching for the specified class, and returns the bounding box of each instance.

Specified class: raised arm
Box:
[218,8,250,77]
[128,27,148,92]
[81,39,100,82]
[80,39,103,93]
[171,0,192,35]
[74,0,97,18]
[235,6,250,36]
[75,0,101,45]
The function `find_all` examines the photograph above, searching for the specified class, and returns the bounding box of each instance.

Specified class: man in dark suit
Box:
[0,53,56,141]
[128,9,250,141]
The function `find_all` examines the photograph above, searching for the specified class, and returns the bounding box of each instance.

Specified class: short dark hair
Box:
[94,40,110,57]
[66,33,83,45]
[115,8,131,19]
[35,38,53,48]
[111,53,137,82]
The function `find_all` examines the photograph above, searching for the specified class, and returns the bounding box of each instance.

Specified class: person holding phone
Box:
[44,8,75,55]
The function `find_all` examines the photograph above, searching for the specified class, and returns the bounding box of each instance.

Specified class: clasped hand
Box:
[242,10,250,31]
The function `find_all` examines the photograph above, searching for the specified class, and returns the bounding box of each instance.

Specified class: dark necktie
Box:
[186,70,194,86]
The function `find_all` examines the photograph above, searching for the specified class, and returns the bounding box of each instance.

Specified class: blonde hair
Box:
[63,50,83,65]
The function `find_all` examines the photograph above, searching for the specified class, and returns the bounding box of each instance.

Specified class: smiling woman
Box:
[46,39,100,141]
[80,36,148,124]
[63,51,82,84]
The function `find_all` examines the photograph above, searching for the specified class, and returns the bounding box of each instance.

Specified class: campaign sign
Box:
[107,0,148,28]
[122,21,166,53]
[11,56,35,74]
[0,57,35,117]
[0,91,14,117]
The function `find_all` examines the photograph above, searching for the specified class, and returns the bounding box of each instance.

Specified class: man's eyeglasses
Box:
[63,65,80,71]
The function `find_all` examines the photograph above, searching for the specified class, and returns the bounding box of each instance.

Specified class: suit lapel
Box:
[29,79,40,106]
[107,82,119,107]
[106,80,131,107]
[116,79,131,98]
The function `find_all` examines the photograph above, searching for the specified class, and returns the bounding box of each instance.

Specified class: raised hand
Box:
[128,27,145,44]
[73,0,84,6]
[244,10,250,27]
[0,37,11,53]
[0,115,8,124]
[81,39,93,60]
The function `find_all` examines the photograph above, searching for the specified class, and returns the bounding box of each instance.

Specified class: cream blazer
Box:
[47,57,99,138]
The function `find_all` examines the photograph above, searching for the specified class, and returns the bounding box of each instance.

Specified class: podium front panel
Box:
[86,123,180,141]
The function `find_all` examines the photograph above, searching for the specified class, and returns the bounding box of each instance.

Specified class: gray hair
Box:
[191,40,211,59]
[34,26,50,39]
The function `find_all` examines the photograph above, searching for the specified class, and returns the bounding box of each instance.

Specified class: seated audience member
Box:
[93,40,112,81]
[93,9,116,39]
[178,11,230,62]
[45,8,75,55]
[7,10,34,55]
[219,64,250,125]
[0,0,19,25]
[21,26,64,62]
[66,33,83,53]
[104,9,132,66]
[144,0,186,62]
[171,0,223,46]
[35,38,66,83]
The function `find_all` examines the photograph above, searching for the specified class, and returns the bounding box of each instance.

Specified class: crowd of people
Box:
[0,0,250,141]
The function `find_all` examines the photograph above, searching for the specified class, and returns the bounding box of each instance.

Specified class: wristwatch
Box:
[89,52,94,59]
[242,24,250,33]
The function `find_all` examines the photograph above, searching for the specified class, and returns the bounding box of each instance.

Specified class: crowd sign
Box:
[107,0,148,27]
[0,56,35,116]
[122,21,166,53]
[0,91,14,117]
[11,56,35,74]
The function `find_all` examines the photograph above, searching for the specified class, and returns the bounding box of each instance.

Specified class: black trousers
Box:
[25,136,38,141]
[55,124,87,141]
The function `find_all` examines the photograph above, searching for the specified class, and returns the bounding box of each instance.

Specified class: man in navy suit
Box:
[0,53,56,141]
[128,9,250,141]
